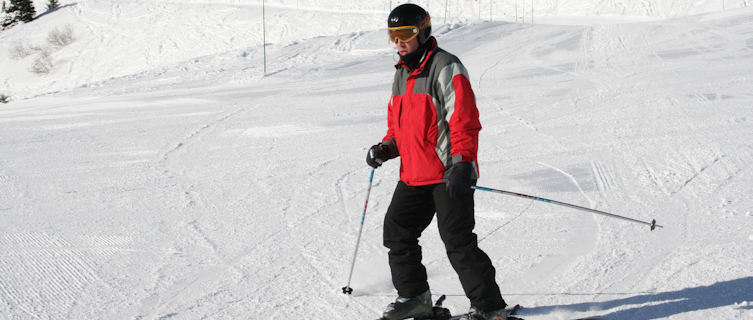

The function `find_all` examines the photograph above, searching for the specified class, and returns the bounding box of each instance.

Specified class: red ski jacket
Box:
[382,38,481,186]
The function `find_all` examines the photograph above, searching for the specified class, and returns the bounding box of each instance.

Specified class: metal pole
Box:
[531,0,534,24]
[262,0,267,75]
[342,168,376,294]
[472,185,663,230]
[444,0,448,24]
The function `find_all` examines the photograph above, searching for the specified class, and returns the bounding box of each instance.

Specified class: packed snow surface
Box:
[1,0,753,319]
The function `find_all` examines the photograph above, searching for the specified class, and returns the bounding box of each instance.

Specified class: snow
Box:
[1,0,753,319]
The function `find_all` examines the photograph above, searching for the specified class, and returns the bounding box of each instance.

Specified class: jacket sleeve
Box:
[438,61,481,165]
[380,95,400,159]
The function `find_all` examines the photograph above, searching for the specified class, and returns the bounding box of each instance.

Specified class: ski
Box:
[505,304,523,320]
[376,295,523,320]
[375,294,602,320]
[376,294,451,320]
[443,295,522,320]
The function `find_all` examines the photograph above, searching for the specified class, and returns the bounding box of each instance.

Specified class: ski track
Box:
[570,22,680,310]
[0,232,111,318]
[159,107,244,164]
[536,161,596,208]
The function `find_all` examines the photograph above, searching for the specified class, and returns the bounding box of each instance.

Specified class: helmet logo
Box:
[390,16,399,23]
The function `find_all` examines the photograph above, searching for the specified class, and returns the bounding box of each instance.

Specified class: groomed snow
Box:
[1,0,753,319]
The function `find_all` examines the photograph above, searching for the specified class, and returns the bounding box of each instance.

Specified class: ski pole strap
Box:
[472,185,663,231]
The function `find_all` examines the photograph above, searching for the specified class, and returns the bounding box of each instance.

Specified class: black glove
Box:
[366,143,389,168]
[446,162,475,198]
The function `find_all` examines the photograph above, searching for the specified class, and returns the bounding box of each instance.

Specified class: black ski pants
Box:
[383,181,506,311]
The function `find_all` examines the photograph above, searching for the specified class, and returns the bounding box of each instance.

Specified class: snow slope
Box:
[2,0,753,98]
[2,0,753,319]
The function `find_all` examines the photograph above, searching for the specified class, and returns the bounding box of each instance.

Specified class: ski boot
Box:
[379,289,433,320]
[457,306,508,320]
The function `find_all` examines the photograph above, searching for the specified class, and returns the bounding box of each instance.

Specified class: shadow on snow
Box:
[524,276,753,319]
[34,3,78,20]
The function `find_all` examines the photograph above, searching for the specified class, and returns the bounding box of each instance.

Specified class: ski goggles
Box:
[387,17,430,43]
[388,26,420,43]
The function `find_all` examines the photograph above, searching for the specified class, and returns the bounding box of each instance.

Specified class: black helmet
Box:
[387,4,432,45]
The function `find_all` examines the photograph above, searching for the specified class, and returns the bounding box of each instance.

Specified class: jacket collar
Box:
[394,37,437,74]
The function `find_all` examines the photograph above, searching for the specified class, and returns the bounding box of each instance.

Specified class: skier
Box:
[367,4,508,320]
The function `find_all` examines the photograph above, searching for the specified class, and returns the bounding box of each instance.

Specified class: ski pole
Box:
[342,168,376,295]
[471,185,663,231]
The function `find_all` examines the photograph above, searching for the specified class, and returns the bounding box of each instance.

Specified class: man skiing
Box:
[367,4,508,320]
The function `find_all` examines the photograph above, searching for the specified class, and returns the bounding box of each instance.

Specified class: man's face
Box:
[395,37,420,56]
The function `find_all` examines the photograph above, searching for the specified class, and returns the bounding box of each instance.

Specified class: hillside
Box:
[1,0,752,98]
